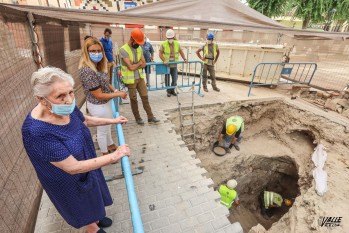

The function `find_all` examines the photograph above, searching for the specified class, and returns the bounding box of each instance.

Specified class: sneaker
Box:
[234,145,240,151]
[213,88,220,92]
[148,118,160,124]
[136,119,144,125]
[167,93,171,97]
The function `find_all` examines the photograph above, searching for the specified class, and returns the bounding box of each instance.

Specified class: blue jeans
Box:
[223,134,243,149]
[165,67,178,93]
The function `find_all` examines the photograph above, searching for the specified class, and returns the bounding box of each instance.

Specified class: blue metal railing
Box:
[248,62,317,97]
[114,60,204,97]
[111,71,144,233]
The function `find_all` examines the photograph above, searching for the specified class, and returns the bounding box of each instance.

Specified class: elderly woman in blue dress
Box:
[22,67,130,233]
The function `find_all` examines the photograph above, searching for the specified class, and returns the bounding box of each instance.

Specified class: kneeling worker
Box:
[218,179,240,209]
[260,191,293,218]
[218,116,244,152]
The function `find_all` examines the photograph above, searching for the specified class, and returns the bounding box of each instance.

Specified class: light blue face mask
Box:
[45,98,76,116]
[89,53,103,63]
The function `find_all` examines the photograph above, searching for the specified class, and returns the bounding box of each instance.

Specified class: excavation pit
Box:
[167,98,349,232]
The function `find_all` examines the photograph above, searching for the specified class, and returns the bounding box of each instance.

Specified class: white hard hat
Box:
[166,29,175,38]
[227,179,237,189]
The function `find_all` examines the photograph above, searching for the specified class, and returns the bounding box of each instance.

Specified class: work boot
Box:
[213,87,220,92]
[148,118,160,124]
[171,91,177,96]
[136,119,145,125]
[225,148,231,154]
[203,87,208,92]
[167,93,171,97]
[234,145,240,151]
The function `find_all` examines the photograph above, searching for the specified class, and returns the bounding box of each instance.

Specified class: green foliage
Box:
[247,0,292,17]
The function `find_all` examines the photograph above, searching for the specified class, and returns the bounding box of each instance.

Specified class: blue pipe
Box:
[111,70,144,233]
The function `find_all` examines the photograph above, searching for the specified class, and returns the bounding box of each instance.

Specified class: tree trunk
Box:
[302,17,310,29]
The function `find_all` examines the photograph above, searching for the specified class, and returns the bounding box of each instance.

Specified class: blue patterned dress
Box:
[22,106,113,228]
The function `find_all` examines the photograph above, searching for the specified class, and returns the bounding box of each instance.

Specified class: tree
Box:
[247,0,291,18]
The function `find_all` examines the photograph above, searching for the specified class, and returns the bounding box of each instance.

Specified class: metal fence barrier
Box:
[248,62,317,97]
[111,72,144,233]
[114,60,204,97]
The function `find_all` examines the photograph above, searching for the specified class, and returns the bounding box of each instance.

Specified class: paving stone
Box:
[34,84,239,232]
[149,217,170,230]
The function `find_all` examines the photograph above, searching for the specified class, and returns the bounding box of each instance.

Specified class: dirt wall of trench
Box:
[167,98,349,232]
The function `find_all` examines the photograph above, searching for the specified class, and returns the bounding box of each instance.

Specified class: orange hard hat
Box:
[131,28,145,45]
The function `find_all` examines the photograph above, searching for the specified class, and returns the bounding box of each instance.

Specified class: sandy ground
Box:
[168,98,349,233]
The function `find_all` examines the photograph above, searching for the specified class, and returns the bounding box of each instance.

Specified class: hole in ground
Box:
[168,100,319,231]
[226,155,300,232]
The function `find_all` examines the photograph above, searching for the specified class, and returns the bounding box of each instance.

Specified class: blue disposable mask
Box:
[45,98,76,116]
[89,53,103,63]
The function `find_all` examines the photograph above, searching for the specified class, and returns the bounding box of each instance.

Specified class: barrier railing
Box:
[111,71,144,233]
[114,61,204,97]
[248,62,317,97]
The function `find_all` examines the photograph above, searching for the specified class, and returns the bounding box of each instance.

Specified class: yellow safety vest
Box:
[219,185,237,209]
[226,116,244,133]
[162,40,180,62]
[264,191,283,209]
[204,43,217,65]
[120,44,144,84]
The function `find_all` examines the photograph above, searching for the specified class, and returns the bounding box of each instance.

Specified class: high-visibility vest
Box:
[162,40,180,62]
[204,43,217,64]
[219,185,237,209]
[120,44,144,84]
[226,116,244,133]
[264,191,283,209]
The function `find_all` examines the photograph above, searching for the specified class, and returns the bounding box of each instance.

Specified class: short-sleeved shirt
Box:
[79,66,112,105]
[142,41,154,62]
[160,42,181,67]
[201,44,219,66]
[22,106,113,228]
[221,121,242,138]
[119,47,140,80]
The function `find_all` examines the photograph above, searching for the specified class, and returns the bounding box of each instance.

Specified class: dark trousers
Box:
[126,78,154,120]
[203,64,217,89]
[165,67,178,93]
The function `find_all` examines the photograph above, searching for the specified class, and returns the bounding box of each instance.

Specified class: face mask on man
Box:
[132,43,140,49]
[45,98,76,116]
[89,53,103,63]
[207,40,213,44]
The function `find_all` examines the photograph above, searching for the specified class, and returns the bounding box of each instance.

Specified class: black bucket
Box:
[212,141,227,156]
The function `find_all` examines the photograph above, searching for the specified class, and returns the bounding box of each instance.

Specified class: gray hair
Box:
[31,67,75,97]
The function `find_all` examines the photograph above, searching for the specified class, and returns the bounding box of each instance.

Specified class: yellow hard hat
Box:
[226,124,237,136]
[284,199,292,207]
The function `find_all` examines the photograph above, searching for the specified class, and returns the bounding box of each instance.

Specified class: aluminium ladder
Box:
[175,81,196,151]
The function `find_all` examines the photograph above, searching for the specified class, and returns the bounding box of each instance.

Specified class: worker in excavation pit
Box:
[218,179,240,209]
[218,116,244,152]
[259,191,293,218]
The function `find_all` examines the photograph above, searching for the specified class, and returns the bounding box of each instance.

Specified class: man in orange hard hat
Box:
[119,28,160,125]
[218,116,244,153]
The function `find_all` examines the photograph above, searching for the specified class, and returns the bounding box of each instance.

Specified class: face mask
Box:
[45,98,76,116]
[89,53,103,63]
[207,40,213,44]
[132,43,140,49]
[168,39,174,44]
